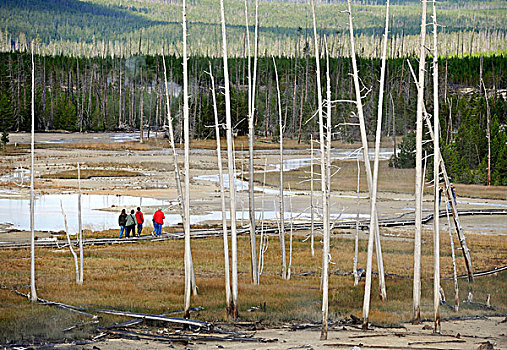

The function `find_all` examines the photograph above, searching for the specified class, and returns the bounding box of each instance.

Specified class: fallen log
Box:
[108,306,205,329]
[91,308,211,329]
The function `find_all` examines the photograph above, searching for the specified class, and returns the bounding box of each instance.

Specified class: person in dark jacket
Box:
[125,209,137,238]
[118,209,127,238]
[135,207,144,237]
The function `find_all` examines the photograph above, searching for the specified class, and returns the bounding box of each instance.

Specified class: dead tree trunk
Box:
[413,0,428,324]
[182,0,193,318]
[362,0,389,330]
[61,202,79,284]
[78,163,83,285]
[346,0,387,304]
[273,56,287,280]
[208,62,232,314]
[311,0,330,340]
[244,0,258,285]
[432,0,441,333]
[30,41,37,302]
[310,135,315,257]
[220,0,239,318]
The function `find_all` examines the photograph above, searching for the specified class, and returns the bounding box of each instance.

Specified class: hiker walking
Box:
[152,208,165,236]
[125,209,137,238]
[118,209,127,238]
[135,207,144,236]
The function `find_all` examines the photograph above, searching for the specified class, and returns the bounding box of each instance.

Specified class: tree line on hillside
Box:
[0,52,505,185]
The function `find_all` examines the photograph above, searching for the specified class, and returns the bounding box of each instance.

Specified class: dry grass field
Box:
[1,229,505,343]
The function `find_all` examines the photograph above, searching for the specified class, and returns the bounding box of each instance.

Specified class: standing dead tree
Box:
[220,0,239,318]
[61,201,79,284]
[273,56,287,280]
[245,0,259,285]
[346,0,387,304]
[362,0,390,330]
[207,62,232,314]
[413,0,428,324]
[30,40,37,302]
[182,0,193,318]
[406,60,474,284]
[310,0,330,340]
[78,163,83,285]
[431,0,441,334]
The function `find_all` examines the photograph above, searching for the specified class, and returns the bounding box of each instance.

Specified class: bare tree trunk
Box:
[346,0,387,304]
[480,78,491,187]
[208,62,232,314]
[273,56,287,281]
[140,87,144,143]
[444,198,459,312]
[432,0,441,333]
[287,185,294,280]
[78,163,83,285]
[182,0,192,318]
[353,156,360,286]
[30,42,37,302]
[413,0,428,324]
[61,202,79,284]
[310,135,315,257]
[311,0,329,340]
[244,0,258,285]
[362,0,389,330]
[220,0,239,318]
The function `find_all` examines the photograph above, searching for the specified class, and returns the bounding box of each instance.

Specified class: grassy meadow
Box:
[1,228,505,343]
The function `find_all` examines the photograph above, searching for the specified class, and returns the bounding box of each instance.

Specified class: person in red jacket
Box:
[135,207,144,236]
[152,208,165,236]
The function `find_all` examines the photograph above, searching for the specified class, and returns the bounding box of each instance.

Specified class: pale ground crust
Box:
[55,317,506,350]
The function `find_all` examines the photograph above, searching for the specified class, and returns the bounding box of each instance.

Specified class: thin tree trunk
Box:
[354,156,360,286]
[310,135,315,257]
[311,0,329,340]
[208,62,232,314]
[480,78,491,187]
[78,163,83,285]
[413,0,428,323]
[432,0,441,333]
[346,0,387,304]
[287,185,294,280]
[220,0,239,318]
[244,0,258,285]
[273,56,287,281]
[182,0,192,318]
[61,202,79,284]
[362,0,389,330]
[30,42,37,302]
[444,198,459,312]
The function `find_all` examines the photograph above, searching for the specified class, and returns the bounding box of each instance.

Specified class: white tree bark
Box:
[245,0,258,285]
[30,42,37,302]
[311,0,330,340]
[61,201,79,284]
[444,198,459,312]
[78,162,83,285]
[310,135,315,257]
[162,52,197,296]
[362,0,389,330]
[208,62,232,314]
[353,156,360,286]
[182,0,193,318]
[413,0,428,324]
[273,56,287,280]
[432,0,441,333]
[220,0,239,318]
[346,0,387,304]
[287,185,294,280]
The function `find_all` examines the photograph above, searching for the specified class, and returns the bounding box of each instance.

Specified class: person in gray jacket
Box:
[125,209,137,238]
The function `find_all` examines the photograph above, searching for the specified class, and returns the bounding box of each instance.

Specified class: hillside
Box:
[1,0,506,57]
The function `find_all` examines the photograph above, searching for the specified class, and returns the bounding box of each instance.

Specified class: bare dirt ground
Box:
[1,133,506,349]
[59,317,506,349]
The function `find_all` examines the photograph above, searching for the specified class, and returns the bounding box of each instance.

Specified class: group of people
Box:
[118,207,165,238]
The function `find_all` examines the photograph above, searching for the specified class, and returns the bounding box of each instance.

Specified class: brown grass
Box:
[1,229,505,342]
[253,159,507,199]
